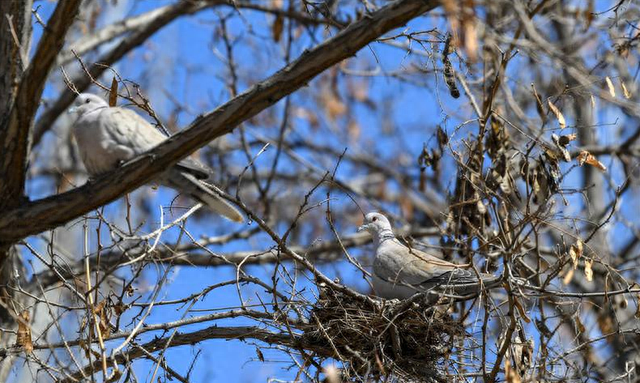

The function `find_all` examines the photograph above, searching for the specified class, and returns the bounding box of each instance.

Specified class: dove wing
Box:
[100,108,211,178]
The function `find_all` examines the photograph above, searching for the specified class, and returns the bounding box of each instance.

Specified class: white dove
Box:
[70,93,243,222]
[358,212,499,299]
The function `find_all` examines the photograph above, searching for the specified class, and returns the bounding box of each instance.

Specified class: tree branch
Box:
[0,0,81,209]
[0,0,438,243]
[59,325,331,383]
[33,0,226,146]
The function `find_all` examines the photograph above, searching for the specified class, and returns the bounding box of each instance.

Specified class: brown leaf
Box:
[513,297,531,323]
[347,120,360,142]
[255,347,265,362]
[293,107,319,129]
[576,150,607,171]
[583,0,594,30]
[504,358,521,383]
[584,258,593,282]
[605,76,616,98]
[437,126,449,149]
[272,15,284,42]
[463,19,477,62]
[91,300,112,339]
[531,83,546,122]
[575,314,586,334]
[476,199,486,215]
[320,86,346,121]
[400,194,414,221]
[547,99,566,129]
[551,134,571,162]
[88,5,101,33]
[621,80,632,99]
[16,310,33,353]
[569,239,583,269]
[109,77,118,107]
[597,314,614,334]
[562,267,574,285]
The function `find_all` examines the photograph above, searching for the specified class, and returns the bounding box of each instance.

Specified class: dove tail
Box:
[166,171,244,222]
[191,186,244,222]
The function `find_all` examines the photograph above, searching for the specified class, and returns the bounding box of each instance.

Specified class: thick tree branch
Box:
[33,0,226,146]
[0,0,438,243]
[55,0,339,69]
[28,227,440,291]
[59,325,330,383]
[0,0,81,209]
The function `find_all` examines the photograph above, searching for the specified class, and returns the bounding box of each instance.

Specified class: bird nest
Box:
[303,286,467,382]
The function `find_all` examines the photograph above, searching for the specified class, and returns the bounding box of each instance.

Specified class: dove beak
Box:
[68,106,78,114]
[357,224,369,233]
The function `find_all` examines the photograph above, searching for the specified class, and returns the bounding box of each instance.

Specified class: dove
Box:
[69,93,243,222]
[358,212,499,299]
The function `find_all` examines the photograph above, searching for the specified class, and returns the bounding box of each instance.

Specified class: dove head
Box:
[358,212,394,241]
[69,93,109,116]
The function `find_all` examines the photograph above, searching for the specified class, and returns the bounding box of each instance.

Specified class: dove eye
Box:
[372,217,378,222]
[85,99,91,104]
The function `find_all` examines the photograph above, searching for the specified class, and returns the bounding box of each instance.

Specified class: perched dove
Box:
[70,93,243,222]
[358,212,499,299]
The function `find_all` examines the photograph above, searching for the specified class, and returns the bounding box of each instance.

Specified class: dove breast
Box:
[73,107,165,176]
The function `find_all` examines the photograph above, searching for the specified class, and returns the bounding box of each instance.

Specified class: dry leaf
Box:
[320,86,346,121]
[437,126,449,149]
[531,83,546,122]
[272,15,284,42]
[347,120,360,142]
[399,194,414,221]
[551,134,571,162]
[547,99,566,129]
[575,314,586,334]
[583,0,594,30]
[88,5,101,33]
[621,80,632,99]
[563,267,574,285]
[443,58,460,98]
[255,347,265,362]
[598,314,614,334]
[513,297,531,323]
[94,300,112,338]
[635,293,640,318]
[590,94,596,108]
[569,239,583,269]
[476,199,487,215]
[577,150,607,171]
[568,247,578,269]
[605,76,616,97]
[504,358,521,383]
[584,258,593,282]
[463,18,478,62]
[109,77,118,107]
[16,310,33,354]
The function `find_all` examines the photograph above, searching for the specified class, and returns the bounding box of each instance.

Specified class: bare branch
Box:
[0,0,437,243]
